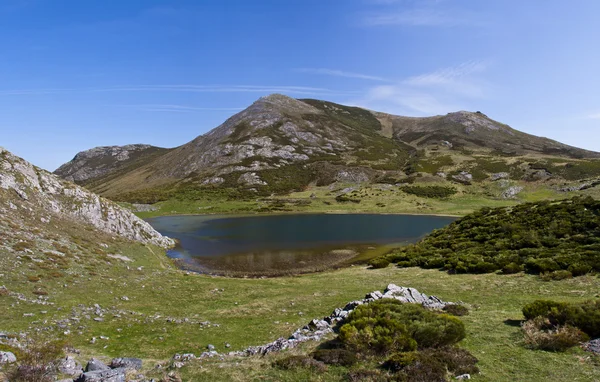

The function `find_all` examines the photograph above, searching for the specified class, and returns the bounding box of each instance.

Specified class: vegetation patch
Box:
[401,185,457,199]
[383,197,600,276]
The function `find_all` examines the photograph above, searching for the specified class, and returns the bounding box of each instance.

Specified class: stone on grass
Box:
[110,357,142,370]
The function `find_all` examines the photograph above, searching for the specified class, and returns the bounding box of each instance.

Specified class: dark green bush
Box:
[384,347,479,379]
[312,349,357,366]
[443,304,469,316]
[368,258,390,269]
[339,299,465,355]
[401,185,457,199]
[273,355,327,372]
[523,299,600,339]
[522,300,569,320]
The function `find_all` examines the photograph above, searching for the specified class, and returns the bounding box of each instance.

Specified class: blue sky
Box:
[1,0,600,171]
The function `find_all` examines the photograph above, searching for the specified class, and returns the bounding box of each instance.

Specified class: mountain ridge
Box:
[53,94,600,202]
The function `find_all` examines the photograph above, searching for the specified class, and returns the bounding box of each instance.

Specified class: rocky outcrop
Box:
[452,171,473,185]
[0,147,173,247]
[55,144,168,184]
[501,186,523,199]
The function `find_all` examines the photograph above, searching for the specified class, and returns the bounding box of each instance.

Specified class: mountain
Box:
[54,94,600,202]
[0,146,173,248]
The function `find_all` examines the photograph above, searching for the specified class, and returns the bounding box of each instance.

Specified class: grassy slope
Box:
[2,236,600,381]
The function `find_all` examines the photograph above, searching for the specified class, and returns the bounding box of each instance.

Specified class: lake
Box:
[146,214,456,276]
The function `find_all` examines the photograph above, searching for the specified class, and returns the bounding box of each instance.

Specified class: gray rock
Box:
[382,284,449,309]
[237,172,267,186]
[0,351,16,364]
[110,357,142,370]
[58,356,83,376]
[77,367,127,382]
[583,338,600,354]
[501,186,523,199]
[490,172,509,181]
[452,171,473,185]
[86,358,110,372]
[455,374,471,380]
[207,344,215,351]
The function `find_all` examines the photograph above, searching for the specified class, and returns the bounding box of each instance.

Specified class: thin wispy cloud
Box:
[349,60,490,116]
[0,84,355,97]
[404,60,486,86]
[362,2,486,28]
[296,68,389,82]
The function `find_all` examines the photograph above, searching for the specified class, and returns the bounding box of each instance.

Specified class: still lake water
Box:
[146,214,455,276]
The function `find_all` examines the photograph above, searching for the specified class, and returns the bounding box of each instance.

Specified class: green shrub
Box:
[502,262,523,274]
[384,351,447,381]
[384,347,479,379]
[522,300,569,320]
[339,300,465,355]
[311,349,357,366]
[523,299,600,339]
[540,270,573,281]
[443,304,469,316]
[368,258,390,269]
[401,185,457,199]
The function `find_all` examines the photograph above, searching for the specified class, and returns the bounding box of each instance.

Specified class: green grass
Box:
[3,246,600,381]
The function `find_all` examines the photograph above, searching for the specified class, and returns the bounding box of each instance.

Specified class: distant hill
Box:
[54,94,600,202]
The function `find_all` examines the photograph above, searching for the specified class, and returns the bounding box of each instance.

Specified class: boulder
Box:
[490,172,509,181]
[501,186,523,199]
[452,171,473,185]
[109,357,142,370]
[77,367,127,382]
[0,351,16,364]
[583,338,600,354]
[85,358,110,372]
[58,355,83,376]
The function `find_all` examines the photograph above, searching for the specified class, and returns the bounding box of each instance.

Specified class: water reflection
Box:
[146,214,455,276]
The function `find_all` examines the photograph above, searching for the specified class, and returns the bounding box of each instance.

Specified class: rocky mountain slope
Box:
[54,94,600,202]
[54,144,170,183]
[0,146,173,247]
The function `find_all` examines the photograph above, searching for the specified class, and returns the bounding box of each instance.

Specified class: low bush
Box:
[383,347,479,380]
[443,304,469,316]
[5,338,67,382]
[540,270,573,281]
[338,299,465,355]
[368,258,390,269]
[522,300,569,320]
[522,317,589,351]
[345,369,387,382]
[273,355,327,373]
[523,299,600,338]
[401,185,457,199]
[312,349,357,366]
